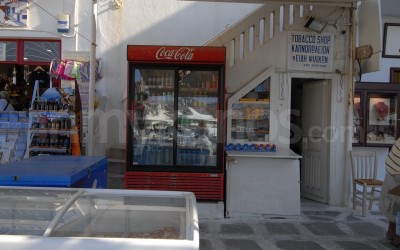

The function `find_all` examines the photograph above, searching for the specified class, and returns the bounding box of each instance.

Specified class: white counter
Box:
[225,148,301,218]
[226,148,301,159]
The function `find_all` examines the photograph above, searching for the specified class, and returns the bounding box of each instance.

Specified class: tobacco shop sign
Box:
[288,32,334,72]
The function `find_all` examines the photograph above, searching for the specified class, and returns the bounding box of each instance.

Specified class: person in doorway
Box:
[380,137,400,246]
[0,91,14,111]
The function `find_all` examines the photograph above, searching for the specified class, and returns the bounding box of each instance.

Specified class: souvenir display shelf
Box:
[226,68,272,145]
[26,108,75,157]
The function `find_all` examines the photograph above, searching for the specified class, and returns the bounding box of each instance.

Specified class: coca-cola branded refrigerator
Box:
[126,45,225,200]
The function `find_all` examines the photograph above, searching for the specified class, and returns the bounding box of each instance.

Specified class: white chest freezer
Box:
[0,186,199,250]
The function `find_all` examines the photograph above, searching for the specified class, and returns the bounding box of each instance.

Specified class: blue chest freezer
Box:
[0,155,107,188]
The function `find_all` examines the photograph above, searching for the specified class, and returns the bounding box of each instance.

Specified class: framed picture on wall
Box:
[383,23,400,58]
[369,97,390,126]
[390,67,400,83]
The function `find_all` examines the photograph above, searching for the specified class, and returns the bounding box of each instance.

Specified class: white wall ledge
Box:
[226,148,302,159]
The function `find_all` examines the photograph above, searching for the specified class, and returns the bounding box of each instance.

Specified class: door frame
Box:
[288,72,338,204]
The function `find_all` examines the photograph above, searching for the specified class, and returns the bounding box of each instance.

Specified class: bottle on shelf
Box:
[212,73,218,89]
[161,73,166,86]
[167,73,173,86]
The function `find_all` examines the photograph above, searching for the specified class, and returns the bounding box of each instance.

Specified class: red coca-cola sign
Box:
[127,45,225,64]
[155,47,195,61]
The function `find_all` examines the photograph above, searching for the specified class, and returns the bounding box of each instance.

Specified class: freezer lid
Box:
[0,186,198,243]
[0,188,77,236]
[0,155,107,186]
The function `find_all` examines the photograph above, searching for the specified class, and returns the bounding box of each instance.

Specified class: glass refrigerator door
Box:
[177,69,219,167]
[132,68,175,166]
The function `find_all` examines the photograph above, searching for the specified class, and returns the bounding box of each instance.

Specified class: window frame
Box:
[353,82,400,148]
[390,67,400,83]
[0,38,61,65]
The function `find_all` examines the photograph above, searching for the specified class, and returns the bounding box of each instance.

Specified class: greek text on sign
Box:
[288,32,334,72]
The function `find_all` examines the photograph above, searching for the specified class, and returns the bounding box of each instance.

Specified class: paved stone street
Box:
[199,200,398,250]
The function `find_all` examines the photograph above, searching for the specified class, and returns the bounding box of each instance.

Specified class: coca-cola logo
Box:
[155,47,195,61]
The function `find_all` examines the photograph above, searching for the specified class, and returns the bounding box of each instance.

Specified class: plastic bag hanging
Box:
[79,61,90,82]
[95,58,103,81]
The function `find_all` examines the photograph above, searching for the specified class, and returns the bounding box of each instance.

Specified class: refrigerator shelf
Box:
[28,147,69,153]
[29,129,76,134]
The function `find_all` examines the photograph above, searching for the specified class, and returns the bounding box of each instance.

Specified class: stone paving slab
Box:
[335,240,382,250]
[199,205,395,250]
[265,222,300,235]
[221,223,254,234]
[347,222,386,236]
[303,222,346,236]
[223,239,263,250]
[275,240,325,250]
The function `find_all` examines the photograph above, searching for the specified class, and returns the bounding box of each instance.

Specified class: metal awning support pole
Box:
[87,0,96,156]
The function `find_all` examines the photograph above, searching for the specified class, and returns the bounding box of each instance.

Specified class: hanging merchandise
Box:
[63,60,74,78]
[79,59,103,82]
[28,66,48,87]
[95,59,103,81]
[55,60,66,77]
[49,58,103,83]
[23,65,29,82]
[12,66,16,85]
[49,59,59,79]
[79,61,90,82]
[71,61,82,79]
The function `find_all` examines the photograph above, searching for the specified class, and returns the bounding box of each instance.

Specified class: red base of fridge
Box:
[125,172,224,200]
[126,45,226,201]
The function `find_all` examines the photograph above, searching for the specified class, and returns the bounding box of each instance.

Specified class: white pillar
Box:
[87,0,96,156]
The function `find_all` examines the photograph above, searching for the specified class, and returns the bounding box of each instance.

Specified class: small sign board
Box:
[288,32,334,72]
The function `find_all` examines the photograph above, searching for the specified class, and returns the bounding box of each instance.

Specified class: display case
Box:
[26,110,76,157]
[227,67,274,145]
[126,45,225,200]
[0,186,199,250]
[353,82,400,147]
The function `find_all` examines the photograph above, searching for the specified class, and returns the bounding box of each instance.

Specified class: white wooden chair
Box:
[350,150,383,216]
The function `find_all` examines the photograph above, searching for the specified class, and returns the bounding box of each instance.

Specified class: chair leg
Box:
[362,184,367,217]
[353,182,357,210]
[368,187,375,210]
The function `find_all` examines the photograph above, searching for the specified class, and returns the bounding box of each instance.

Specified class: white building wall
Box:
[353,15,400,202]
[0,0,93,53]
[206,4,352,206]
[362,16,400,82]
[95,0,261,148]
[0,0,260,152]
